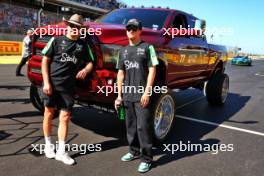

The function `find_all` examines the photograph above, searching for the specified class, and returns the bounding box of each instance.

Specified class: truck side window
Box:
[172,14,187,29]
[194,19,206,40]
[172,14,188,38]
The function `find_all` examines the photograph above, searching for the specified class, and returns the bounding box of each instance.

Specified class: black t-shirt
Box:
[116,41,159,102]
[41,35,94,94]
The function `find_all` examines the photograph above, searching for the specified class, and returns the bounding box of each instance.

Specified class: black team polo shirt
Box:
[117,41,159,102]
[41,35,94,94]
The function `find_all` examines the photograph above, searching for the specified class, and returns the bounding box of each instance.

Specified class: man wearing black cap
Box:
[41,14,94,165]
[115,19,159,173]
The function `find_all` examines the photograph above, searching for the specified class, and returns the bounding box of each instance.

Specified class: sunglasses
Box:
[126,26,139,32]
[69,23,81,30]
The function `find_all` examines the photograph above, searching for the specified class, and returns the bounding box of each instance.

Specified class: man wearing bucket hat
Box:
[41,14,94,165]
[115,19,159,173]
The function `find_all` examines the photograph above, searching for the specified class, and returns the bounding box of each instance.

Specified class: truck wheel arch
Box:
[215,60,224,73]
[155,59,167,86]
[210,60,224,79]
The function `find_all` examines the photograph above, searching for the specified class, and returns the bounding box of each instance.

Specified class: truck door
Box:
[166,14,209,86]
[189,18,210,72]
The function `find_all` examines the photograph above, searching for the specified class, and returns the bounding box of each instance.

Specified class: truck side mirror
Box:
[200,19,206,34]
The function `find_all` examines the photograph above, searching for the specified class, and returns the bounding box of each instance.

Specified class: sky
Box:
[121,0,264,54]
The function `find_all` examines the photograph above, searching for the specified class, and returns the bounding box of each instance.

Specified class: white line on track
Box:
[255,72,264,76]
[176,115,264,137]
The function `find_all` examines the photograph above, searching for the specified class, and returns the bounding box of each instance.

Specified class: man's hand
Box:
[140,93,150,108]
[43,83,52,96]
[76,68,88,80]
[114,97,123,111]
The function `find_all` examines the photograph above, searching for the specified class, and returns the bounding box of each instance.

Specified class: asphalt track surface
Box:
[0,61,264,176]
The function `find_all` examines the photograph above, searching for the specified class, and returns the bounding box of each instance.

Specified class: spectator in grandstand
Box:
[16,29,33,76]
[69,0,120,10]
[0,0,123,35]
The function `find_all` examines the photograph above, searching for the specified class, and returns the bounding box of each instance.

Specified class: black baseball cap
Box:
[126,19,142,30]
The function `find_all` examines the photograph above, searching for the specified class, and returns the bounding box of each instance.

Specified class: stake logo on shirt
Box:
[60,53,77,64]
[124,60,139,70]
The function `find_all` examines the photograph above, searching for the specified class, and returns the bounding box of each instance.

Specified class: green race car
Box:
[231,56,252,66]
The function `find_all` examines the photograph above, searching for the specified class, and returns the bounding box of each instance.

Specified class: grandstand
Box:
[0,0,125,41]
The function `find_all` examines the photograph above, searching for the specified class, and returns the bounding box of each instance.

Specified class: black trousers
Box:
[16,56,30,75]
[124,101,153,163]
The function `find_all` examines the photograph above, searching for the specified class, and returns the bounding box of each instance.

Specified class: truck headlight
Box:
[101,44,122,64]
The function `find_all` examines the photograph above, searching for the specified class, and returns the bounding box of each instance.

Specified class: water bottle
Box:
[118,105,125,120]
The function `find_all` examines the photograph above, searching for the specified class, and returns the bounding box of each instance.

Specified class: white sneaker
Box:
[55,152,75,165]
[44,145,55,159]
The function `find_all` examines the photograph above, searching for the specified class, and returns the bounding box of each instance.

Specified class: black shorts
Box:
[41,90,74,112]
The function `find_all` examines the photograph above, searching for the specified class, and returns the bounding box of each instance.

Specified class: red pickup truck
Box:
[27,8,229,142]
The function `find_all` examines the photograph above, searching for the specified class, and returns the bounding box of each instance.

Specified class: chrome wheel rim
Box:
[154,95,175,140]
[221,77,229,103]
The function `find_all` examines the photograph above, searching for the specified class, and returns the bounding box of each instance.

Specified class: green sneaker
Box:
[121,153,135,161]
[138,162,151,173]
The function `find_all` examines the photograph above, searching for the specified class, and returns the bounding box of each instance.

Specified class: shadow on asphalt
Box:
[0,113,78,157]
[153,92,251,167]
[0,90,251,165]
[70,92,251,167]
[0,111,41,119]
[0,98,31,104]
[0,85,30,104]
[70,107,127,159]
[0,130,12,140]
[0,85,29,90]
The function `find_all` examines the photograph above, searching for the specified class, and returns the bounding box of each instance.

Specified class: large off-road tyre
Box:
[204,73,229,106]
[30,84,44,113]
